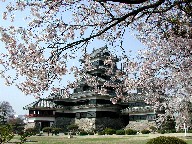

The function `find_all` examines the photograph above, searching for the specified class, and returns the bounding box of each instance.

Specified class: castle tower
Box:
[54,46,129,131]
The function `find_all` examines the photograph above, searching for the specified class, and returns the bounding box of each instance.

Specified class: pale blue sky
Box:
[0,1,146,115]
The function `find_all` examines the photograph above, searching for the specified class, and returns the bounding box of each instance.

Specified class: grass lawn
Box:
[10,133,192,144]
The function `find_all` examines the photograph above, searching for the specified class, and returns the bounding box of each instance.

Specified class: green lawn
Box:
[10,133,192,144]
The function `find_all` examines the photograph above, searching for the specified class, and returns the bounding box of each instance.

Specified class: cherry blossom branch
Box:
[50,0,166,58]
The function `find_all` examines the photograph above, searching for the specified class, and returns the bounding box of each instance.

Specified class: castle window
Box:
[103,52,110,56]
[83,85,89,91]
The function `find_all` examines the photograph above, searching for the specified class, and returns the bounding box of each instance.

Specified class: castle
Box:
[24,46,156,131]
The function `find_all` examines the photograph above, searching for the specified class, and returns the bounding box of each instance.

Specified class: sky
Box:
[0,1,146,115]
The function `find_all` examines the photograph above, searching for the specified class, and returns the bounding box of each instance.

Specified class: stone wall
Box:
[125,120,156,131]
[75,117,128,131]
[75,118,96,131]
[95,117,127,131]
[55,117,75,131]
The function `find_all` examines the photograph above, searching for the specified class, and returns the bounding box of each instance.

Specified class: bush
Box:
[104,128,116,135]
[116,130,125,135]
[146,136,187,144]
[166,129,176,133]
[157,130,165,134]
[88,131,94,135]
[188,129,192,133]
[42,127,52,136]
[52,128,62,135]
[98,131,105,135]
[19,131,32,143]
[141,129,150,134]
[177,129,184,133]
[67,124,78,131]
[25,128,37,136]
[150,126,157,132]
[42,127,52,132]
[79,131,88,136]
[125,129,137,135]
[0,125,14,143]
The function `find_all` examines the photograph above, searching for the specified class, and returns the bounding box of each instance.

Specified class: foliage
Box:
[42,127,52,132]
[104,128,116,135]
[51,128,62,135]
[149,126,157,133]
[67,124,79,132]
[125,129,137,135]
[116,130,125,135]
[13,126,25,134]
[157,130,165,134]
[0,124,14,143]
[7,117,25,134]
[166,129,177,133]
[146,136,187,144]
[88,131,94,135]
[187,129,192,133]
[0,101,14,119]
[97,131,105,135]
[18,130,34,143]
[79,131,88,136]
[160,116,176,133]
[64,132,68,135]
[25,128,37,136]
[141,129,150,134]
[42,127,52,136]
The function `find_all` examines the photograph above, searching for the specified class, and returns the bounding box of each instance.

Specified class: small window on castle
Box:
[83,85,89,91]
[99,60,104,65]
[103,52,110,56]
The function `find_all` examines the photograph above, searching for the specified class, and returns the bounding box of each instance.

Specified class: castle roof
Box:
[23,98,56,110]
[90,46,110,58]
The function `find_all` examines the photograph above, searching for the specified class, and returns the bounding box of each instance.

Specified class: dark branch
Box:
[96,0,148,4]
[53,0,165,54]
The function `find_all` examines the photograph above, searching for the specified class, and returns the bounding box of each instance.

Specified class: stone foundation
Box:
[75,117,128,131]
[125,120,156,131]
[95,117,128,131]
[75,118,96,131]
[55,117,75,131]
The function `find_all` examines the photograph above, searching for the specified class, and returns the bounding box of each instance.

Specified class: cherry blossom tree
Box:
[0,101,14,119]
[0,0,191,127]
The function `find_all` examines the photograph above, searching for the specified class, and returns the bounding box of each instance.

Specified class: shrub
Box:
[0,125,14,143]
[116,130,125,135]
[146,136,187,144]
[25,128,37,136]
[42,127,52,136]
[141,129,150,134]
[98,131,105,135]
[52,128,62,135]
[88,131,94,135]
[104,128,116,135]
[12,126,24,134]
[19,131,32,143]
[150,126,157,132]
[42,127,52,132]
[125,129,137,135]
[177,129,184,133]
[67,124,78,131]
[188,129,192,133]
[157,129,165,134]
[79,131,88,136]
[166,129,176,133]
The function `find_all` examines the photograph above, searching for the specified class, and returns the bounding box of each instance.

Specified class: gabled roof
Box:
[90,45,110,58]
[23,98,56,110]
